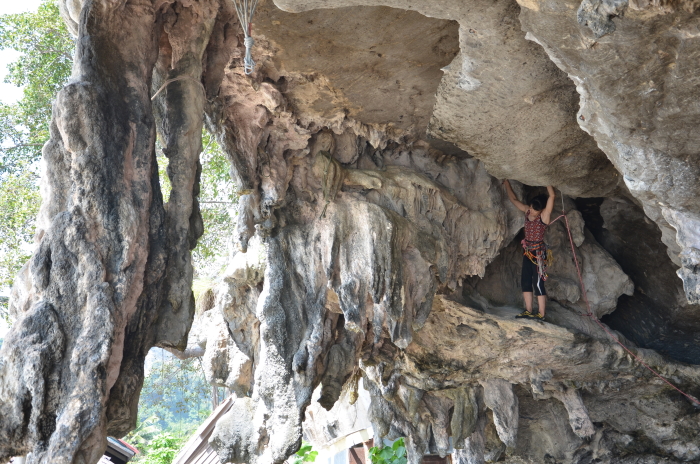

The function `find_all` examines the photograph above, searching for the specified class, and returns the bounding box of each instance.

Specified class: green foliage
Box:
[292,442,318,464]
[137,351,211,435]
[126,351,212,462]
[0,0,73,173]
[369,438,407,464]
[193,131,237,273]
[156,150,172,203]
[0,166,41,321]
[125,415,161,449]
[0,0,73,323]
[0,167,41,284]
[135,432,183,464]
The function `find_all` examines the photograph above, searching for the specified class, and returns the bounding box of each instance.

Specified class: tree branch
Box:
[0,144,44,151]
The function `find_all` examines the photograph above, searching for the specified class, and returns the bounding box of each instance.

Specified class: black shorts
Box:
[522,254,546,296]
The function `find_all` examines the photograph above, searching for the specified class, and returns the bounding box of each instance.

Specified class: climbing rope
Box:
[557,193,700,407]
[150,75,206,101]
[231,0,259,75]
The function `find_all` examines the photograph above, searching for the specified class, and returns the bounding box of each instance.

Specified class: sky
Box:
[0,0,44,104]
[0,0,44,338]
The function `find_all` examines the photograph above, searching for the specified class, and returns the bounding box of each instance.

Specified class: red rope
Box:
[563,214,593,317]
[560,211,700,407]
[549,212,567,225]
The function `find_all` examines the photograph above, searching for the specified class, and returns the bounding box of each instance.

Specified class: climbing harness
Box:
[522,211,553,292]
[523,242,553,276]
[558,193,700,407]
[522,240,553,295]
[231,0,259,75]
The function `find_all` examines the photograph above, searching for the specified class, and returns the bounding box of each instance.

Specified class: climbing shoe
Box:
[515,310,532,319]
[531,313,545,321]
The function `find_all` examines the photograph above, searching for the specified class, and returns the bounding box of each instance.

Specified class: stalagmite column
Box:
[0,0,161,461]
[150,0,219,348]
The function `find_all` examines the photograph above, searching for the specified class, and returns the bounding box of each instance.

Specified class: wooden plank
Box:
[172,396,234,464]
[349,445,364,464]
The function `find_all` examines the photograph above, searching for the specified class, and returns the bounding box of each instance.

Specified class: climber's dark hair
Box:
[530,194,548,212]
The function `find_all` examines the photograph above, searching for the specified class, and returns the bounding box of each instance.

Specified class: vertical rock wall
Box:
[1,0,161,460]
[0,0,235,461]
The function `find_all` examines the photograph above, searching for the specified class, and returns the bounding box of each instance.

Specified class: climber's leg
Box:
[537,295,546,317]
[533,271,547,319]
[517,255,535,318]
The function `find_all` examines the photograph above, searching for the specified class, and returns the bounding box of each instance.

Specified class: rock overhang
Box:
[2,0,700,463]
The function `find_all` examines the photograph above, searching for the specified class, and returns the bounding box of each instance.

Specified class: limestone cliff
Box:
[1,0,699,463]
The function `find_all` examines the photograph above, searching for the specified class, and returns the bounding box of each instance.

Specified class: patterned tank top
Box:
[524,210,547,243]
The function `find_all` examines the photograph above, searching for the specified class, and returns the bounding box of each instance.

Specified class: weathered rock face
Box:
[1,0,161,460]
[2,0,700,463]
[516,0,700,304]
[0,0,229,461]
[578,195,700,365]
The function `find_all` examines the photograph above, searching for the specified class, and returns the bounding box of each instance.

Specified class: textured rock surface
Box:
[2,0,700,463]
[1,0,161,460]
[0,0,227,461]
[578,196,700,364]
[272,0,622,198]
[517,0,700,303]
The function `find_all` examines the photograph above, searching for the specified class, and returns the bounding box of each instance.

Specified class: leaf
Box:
[379,447,393,460]
[395,446,406,458]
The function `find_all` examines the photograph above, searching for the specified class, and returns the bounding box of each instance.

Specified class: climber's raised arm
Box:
[541,185,556,225]
[503,179,528,213]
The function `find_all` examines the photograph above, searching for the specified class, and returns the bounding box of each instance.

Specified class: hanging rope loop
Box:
[232,0,259,75]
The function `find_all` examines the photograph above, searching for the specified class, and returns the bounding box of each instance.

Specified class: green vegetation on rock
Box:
[126,351,212,461]
[292,441,318,464]
[369,438,407,464]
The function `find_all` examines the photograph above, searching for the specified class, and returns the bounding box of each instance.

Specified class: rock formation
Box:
[1,0,700,463]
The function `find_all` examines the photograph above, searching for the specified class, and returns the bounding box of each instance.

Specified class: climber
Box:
[503,180,555,320]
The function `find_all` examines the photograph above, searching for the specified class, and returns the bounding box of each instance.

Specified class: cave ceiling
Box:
[254,3,460,134]
[1,0,700,463]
